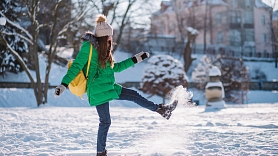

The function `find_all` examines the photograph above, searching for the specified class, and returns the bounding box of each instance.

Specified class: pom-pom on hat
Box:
[94,14,113,37]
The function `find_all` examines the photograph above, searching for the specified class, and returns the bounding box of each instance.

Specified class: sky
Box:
[262,0,278,8]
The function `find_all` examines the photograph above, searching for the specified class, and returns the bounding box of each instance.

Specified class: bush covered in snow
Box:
[140,54,188,102]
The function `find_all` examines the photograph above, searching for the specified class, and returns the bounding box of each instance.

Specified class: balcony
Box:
[243,23,254,28]
[229,23,241,29]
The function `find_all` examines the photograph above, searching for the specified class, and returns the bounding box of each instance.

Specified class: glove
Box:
[54,84,66,98]
[132,52,150,63]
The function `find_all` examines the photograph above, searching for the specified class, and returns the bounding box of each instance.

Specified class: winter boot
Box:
[96,150,107,156]
[156,100,178,120]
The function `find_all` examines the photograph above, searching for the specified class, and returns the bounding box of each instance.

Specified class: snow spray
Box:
[168,85,195,106]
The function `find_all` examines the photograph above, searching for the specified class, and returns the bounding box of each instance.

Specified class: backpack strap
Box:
[85,44,93,79]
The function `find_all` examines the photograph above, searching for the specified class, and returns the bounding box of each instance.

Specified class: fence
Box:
[0,82,56,88]
[0,81,277,91]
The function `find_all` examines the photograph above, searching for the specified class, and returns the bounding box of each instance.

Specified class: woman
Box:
[54,14,178,156]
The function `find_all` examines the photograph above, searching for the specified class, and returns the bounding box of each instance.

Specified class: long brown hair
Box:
[96,36,114,68]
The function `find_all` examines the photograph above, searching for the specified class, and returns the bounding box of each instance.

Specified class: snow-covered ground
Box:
[1,104,278,155]
[0,49,278,155]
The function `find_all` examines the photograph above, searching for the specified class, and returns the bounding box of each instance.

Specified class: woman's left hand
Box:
[132,52,150,64]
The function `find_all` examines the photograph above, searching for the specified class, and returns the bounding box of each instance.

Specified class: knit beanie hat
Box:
[94,14,113,37]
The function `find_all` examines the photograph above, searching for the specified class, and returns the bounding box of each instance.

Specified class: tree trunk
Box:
[203,1,208,54]
[102,2,114,16]
[29,0,44,106]
[44,62,51,104]
[162,92,166,104]
[72,39,80,59]
[33,27,44,106]
[183,41,193,73]
[184,30,198,72]
[113,2,133,51]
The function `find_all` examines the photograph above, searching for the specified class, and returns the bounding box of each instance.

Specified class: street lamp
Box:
[0,17,6,26]
[274,51,278,68]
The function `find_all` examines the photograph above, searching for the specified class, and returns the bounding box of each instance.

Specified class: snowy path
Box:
[1,104,278,155]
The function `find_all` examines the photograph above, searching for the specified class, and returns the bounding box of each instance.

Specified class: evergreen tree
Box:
[0,0,28,75]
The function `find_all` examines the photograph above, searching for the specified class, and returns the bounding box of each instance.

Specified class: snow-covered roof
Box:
[152,2,173,16]
[255,0,271,8]
[186,0,227,8]
[153,0,227,16]
[208,0,228,6]
[161,1,171,6]
[151,10,161,16]
[164,6,174,13]
[209,66,221,76]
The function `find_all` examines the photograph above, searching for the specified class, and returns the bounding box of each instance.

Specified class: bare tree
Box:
[203,0,209,54]
[171,1,207,72]
[88,0,156,52]
[172,1,187,42]
[183,27,198,72]
[67,0,91,59]
[120,22,146,53]
[0,0,85,106]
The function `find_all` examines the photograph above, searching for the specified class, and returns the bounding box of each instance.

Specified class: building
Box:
[149,0,273,58]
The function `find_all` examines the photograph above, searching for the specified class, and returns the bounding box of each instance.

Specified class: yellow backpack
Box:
[67,44,93,99]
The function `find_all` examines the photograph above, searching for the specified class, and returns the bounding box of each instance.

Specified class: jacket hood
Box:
[81,31,99,48]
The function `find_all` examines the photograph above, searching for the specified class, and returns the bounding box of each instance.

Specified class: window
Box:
[232,0,237,6]
[218,32,223,43]
[216,13,222,24]
[244,46,255,54]
[244,11,253,24]
[229,11,241,24]
[168,22,174,33]
[262,15,266,25]
[230,30,241,46]
[245,0,251,8]
[262,34,267,42]
[264,50,267,57]
[245,30,254,41]
[159,22,165,34]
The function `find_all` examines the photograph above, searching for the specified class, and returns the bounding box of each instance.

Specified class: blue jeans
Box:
[95,87,159,152]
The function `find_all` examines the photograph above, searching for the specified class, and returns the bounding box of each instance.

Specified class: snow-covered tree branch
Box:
[1,32,33,45]
[0,11,33,40]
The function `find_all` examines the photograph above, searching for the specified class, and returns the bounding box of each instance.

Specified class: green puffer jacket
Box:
[61,41,135,106]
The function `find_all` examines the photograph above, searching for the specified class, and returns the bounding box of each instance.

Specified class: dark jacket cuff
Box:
[131,57,137,63]
[61,83,68,88]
